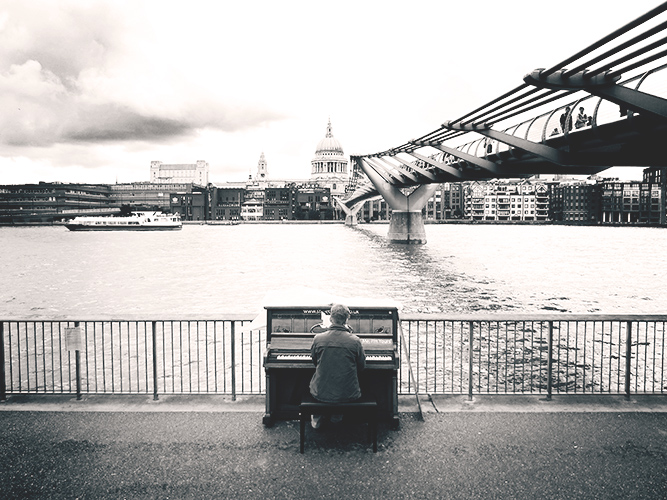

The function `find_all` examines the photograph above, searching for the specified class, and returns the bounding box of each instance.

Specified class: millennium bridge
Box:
[339,3,667,243]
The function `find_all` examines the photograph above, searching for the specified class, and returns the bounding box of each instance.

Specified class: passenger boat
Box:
[65,212,182,231]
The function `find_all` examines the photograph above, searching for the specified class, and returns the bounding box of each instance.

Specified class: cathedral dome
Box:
[311,119,348,196]
[315,119,344,155]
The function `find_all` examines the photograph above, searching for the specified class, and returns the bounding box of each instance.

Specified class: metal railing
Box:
[2,314,666,401]
[400,314,666,399]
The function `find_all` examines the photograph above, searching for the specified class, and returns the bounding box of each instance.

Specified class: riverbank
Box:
[3,219,665,228]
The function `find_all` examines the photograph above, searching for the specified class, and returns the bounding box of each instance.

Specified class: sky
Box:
[0,0,663,185]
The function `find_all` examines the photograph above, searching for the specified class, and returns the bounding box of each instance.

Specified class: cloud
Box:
[0,1,283,149]
[0,0,660,185]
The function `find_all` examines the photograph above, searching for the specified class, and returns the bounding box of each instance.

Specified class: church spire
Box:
[257,152,268,180]
[326,118,333,138]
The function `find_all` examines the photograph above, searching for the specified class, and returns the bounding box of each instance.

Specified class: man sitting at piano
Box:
[309,303,366,429]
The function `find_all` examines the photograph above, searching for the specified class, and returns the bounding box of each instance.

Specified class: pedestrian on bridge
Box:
[560,106,573,133]
[575,106,588,129]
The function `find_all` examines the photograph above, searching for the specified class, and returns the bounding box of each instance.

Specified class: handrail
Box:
[2,315,666,401]
[0,314,258,322]
[400,313,667,322]
[18,312,652,324]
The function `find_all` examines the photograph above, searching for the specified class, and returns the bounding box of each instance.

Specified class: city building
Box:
[150,160,209,185]
[0,183,116,224]
[294,185,333,220]
[642,167,666,224]
[464,180,549,221]
[601,178,663,224]
[170,188,207,221]
[110,182,198,211]
[210,184,245,221]
[311,119,348,197]
[263,186,295,220]
[447,183,465,219]
[242,187,265,221]
[549,181,602,223]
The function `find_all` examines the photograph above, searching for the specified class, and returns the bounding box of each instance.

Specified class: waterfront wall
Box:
[2,315,665,401]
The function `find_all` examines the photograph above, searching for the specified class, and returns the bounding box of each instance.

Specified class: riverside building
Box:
[0,183,116,224]
[463,180,549,221]
[601,177,663,224]
[210,184,245,221]
[642,167,666,225]
[150,160,209,185]
[549,181,602,223]
[111,182,201,212]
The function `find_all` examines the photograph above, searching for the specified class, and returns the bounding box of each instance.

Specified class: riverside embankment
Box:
[1,394,666,499]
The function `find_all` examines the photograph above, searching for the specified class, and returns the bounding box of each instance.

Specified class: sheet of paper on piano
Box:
[242,286,402,333]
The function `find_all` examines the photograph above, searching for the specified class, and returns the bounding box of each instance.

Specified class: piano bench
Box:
[299,395,378,453]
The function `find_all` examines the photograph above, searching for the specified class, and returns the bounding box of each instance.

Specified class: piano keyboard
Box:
[275,354,392,362]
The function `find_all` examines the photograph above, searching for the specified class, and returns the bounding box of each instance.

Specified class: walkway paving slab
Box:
[1,394,666,498]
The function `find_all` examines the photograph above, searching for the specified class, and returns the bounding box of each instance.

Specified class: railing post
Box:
[468,321,474,401]
[75,321,82,401]
[152,321,159,401]
[1,322,6,402]
[547,321,553,401]
[625,321,633,400]
[231,321,236,401]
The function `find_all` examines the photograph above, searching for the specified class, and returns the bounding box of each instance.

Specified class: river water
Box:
[1,223,666,319]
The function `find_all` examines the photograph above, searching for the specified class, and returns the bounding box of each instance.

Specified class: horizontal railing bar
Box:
[401,314,667,322]
[0,315,258,322]
[4,314,667,323]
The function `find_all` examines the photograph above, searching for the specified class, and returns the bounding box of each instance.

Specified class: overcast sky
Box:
[0,0,661,185]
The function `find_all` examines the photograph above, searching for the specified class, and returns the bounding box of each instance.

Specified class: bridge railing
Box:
[433,63,667,167]
[2,314,665,400]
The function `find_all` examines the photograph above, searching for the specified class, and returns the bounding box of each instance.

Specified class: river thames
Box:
[1,223,666,319]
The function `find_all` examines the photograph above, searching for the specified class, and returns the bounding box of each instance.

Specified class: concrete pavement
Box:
[1,394,666,499]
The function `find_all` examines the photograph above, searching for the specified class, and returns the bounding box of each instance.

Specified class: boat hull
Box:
[65,224,182,231]
[65,211,182,231]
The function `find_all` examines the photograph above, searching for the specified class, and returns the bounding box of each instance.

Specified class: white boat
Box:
[65,212,182,231]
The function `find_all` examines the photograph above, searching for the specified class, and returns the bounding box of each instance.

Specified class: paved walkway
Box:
[1,394,666,499]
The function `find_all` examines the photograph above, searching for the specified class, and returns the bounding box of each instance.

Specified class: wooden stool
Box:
[299,395,378,453]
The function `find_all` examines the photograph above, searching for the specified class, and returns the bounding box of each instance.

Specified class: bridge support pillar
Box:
[387,211,428,244]
[352,157,438,244]
[383,183,436,244]
[335,198,363,227]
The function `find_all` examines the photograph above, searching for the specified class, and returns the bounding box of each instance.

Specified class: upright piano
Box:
[263,305,400,429]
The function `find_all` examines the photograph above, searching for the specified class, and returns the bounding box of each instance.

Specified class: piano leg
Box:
[390,416,400,430]
[391,372,400,430]
[263,371,274,427]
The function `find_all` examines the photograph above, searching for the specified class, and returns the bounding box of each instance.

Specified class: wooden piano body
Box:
[263,305,400,429]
